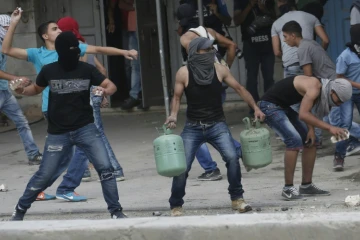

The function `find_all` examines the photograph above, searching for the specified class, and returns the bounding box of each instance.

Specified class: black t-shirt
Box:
[234,0,273,53]
[36,62,106,134]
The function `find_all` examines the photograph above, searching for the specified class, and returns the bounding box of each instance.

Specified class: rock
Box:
[0,184,8,192]
[152,212,162,216]
[345,195,360,207]
[310,206,316,209]
[325,203,332,208]
[255,208,262,212]
[345,188,349,191]
[274,209,279,212]
[281,207,288,211]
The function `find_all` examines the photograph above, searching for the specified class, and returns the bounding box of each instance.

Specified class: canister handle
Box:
[242,117,251,130]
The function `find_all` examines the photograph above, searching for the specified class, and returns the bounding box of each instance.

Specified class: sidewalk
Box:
[0,107,360,220]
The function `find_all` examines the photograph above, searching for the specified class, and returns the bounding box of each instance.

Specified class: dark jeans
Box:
[169,121,244,208]
[17,123,122,214]
[196,90,242,172]
[243,40,275,103]
[56,92,124,194]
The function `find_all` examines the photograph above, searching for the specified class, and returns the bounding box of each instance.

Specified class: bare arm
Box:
[233,1,255,26]
[99,78,117,96]
[221,65,265,120]
[0,70,17,81]
[272,35,282,58]
[338,73,360,89]
[314,25,329,50]
[107,0,117,33]
[165,67,187,128]
[94,57,107,76]
[15,83,45,96]
[302,64,313,77]
[2,9,28,60]
[208,28,237,67]
[86,45,138,60]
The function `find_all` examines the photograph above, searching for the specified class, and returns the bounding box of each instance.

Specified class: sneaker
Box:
[299,183,330,196]
[197,168,222,181]
[282,186,304,201]
[116,174,126,182]
[56,192,87,202]
[111,210,128,219]
[82,169,92,182]
[171,206,183,217]
[36,192,56,201]
[10,205,26,221]
[231,198,252,213]
[28,153,42,165]
[121,97,140,110]
[333,154,344,171]
[345,143,360,157]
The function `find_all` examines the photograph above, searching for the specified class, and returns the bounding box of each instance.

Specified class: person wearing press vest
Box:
[233,0,276,114]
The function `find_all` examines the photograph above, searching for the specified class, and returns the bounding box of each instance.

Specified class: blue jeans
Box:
[259,101,310,150]
[56,91,124,194]
[196,90,242,172]
[169,121,244,208]
[17,123,122,213]
[328,94,360,158]
[0,90,40,159]
[129,31,141,99]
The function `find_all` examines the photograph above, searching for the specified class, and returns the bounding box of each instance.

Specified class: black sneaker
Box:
[282,186,305,201]
[11,205,26,221]
[333,154,344,171]
[121,97,140,110]
[28,153,42,165]
[111,210,128,219]
[299,183,330,196]
[197,168,222,181]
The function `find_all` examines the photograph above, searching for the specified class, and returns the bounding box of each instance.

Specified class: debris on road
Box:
[0,184,8,192]
[345,195,360,207]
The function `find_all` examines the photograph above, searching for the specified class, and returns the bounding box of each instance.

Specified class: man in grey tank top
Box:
[271,0,329,77]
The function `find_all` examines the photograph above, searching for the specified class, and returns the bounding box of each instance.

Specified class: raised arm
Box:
[208,28,237,67]
[2,8,28,60]
[165,66,187,129]
[221,65,265,121]
[85,45,138,60]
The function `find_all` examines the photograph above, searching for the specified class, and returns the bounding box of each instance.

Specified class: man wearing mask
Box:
[259,75,352,200]
[165,37,265,216]
[11,32,127,221]
[351,0,360,25]
[177,3,239,181]
[233,0,276,112]
[271,0,329,78]
[0,14,43,165]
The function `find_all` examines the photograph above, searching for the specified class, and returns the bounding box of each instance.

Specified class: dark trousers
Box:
[243,40,275,103]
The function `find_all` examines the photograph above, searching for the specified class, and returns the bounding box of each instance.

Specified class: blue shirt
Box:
[26,43,88,112]
[336,48,360,94]
[0,43,9,90]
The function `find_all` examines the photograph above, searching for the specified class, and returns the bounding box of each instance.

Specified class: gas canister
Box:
[240,117,272,171]
[153,125,186,177]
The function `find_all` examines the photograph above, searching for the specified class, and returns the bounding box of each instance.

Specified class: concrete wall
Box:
[1,213,360,240]
[0,0,42,117]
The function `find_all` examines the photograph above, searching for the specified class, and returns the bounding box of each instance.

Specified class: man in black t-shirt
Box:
[10,32,126,221]
[234,0,275,112]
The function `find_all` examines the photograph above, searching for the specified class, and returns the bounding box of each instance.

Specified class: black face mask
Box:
[55,31,81,71]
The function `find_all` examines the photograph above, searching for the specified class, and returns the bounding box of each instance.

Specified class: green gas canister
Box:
[153,125,187,177]
[240,117,272,171]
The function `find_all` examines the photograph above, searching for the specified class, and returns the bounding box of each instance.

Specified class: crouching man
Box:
[258,75,352,200]
[165,37,265,216]
[10,32,127,220]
